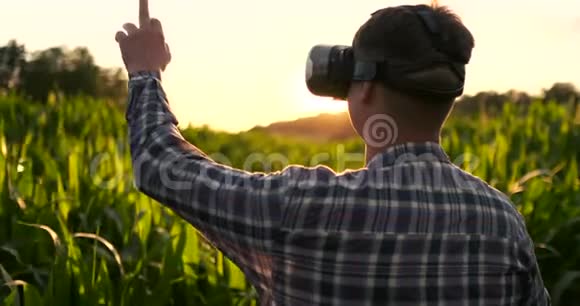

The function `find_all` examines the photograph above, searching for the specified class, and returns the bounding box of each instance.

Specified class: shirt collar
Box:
[367,142,450,169]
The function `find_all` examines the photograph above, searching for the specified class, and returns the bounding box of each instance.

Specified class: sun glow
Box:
[293,73,348,116]
[2,0,580,132]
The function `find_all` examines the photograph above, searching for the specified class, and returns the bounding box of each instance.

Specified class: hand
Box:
[115,0,171,74]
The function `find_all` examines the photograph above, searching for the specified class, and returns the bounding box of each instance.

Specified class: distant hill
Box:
[250,113,357,141]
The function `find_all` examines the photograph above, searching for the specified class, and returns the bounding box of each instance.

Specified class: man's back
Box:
[117,3,550,303]
[123,72,550,306]
[256,142,549,305]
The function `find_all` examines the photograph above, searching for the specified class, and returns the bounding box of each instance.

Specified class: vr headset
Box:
[305,5,469,101]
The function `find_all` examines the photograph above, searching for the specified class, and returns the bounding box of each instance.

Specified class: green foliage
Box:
[0,94,579,305]
[0,95,255,306]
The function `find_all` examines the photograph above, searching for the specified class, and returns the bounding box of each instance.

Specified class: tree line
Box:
[0,40,127,103]
[1,39,578,114]
[453,83,580,116]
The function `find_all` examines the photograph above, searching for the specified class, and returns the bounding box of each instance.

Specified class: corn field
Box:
[0,95,579,306]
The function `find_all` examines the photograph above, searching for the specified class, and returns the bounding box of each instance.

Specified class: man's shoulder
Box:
[436,162,511,201]
[444,164,529,227]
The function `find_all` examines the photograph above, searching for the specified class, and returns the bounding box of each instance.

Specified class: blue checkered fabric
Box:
[126,72,550,306]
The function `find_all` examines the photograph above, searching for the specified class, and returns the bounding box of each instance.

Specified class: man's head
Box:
[347,4,474,147]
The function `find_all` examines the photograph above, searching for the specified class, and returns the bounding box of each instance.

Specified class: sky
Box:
[1,0,580,132]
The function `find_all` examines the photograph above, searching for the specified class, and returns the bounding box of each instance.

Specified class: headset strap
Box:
[359,5,468,98]
[353,57,466,99]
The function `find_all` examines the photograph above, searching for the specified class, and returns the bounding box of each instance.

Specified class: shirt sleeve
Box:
[125,72,294,261]
[531,264,552,306]
[516,234,552,306]
[526,255,552,305]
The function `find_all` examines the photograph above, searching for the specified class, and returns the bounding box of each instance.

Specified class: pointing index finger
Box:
[139,0,150,28]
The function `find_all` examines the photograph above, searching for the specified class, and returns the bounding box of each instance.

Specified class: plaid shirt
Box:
[126,72,550,306]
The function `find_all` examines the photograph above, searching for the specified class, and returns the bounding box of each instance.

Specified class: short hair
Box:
[353,4,475,103]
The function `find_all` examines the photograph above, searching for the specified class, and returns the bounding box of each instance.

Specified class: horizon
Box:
[2,0,580,132]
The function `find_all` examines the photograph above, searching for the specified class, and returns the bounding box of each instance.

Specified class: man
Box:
[115,1,550,305]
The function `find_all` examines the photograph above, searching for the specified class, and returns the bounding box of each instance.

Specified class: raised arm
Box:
[114,1,294,263]
[125,74,291,253]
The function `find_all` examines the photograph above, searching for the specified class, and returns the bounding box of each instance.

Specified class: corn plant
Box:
[0,94,578,306]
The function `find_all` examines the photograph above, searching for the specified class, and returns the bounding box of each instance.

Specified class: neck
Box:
[364,130,441,165]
